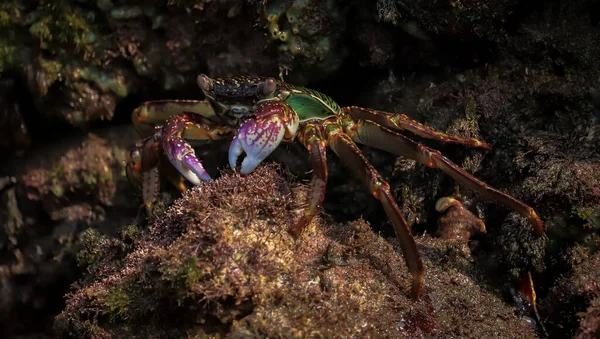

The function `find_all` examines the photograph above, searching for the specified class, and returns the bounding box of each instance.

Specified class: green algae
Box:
[27,2,98,53]
[76,67,128,97]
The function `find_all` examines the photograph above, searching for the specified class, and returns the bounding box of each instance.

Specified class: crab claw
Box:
[162,115,212,185]
[166,141,211,185]
[229,100,299,174]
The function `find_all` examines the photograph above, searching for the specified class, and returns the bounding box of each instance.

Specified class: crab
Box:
[126,74,544,300]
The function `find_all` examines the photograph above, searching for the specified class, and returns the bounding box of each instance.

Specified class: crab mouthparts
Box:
[230,105,250,117]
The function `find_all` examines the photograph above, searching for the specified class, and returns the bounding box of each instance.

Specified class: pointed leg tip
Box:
[479,141,491,149]
[144,202,153,218]
[533,218,544,235]
[289,218,309,238]
[410,275,424,301]
[528,209,544,235]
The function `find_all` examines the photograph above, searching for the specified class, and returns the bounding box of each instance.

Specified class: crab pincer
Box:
[162,115,212,185]
[229,100,299,174]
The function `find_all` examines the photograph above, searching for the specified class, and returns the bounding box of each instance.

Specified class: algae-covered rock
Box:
[575,292,600,339]
[0,0,350,140]
[54,164,537,338]
[0,126,140,338]
[345,0,600,293]
[539,247,600,337]
[1,0,599,337]
[265,0,347,84]
[13,127,136,226]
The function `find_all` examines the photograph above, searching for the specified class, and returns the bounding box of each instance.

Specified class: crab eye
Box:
[263,77,277,96]
[197,74,212,92]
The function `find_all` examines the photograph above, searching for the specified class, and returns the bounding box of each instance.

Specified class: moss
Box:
[446,95,483,142]
[572,206,599,223]
[0,11,11,26]
[29,17,52,41]
[575,291,600,338]
[75,67,128,97]
[416,97,434,119]
[19,130,133,233]
[265,0,347,84]
[76,228,109,268]
[51,182,65,197]
[0,2,22,27]
[176,257,203,291]
[0,2,20,71]
[29,2,97,53]
[539,249,600,337]
[104,282,153,321]
[0,42,17,69]
[119,225,139,242]
[53,135,117,202]
[38,58,63,85]
[571,206,600,249]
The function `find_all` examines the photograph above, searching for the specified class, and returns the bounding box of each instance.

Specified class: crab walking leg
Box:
[133,100,219,137]
[142,167,160,214]
[344,106,490,149]
[325,122,424,300]
[290,123,329,237]
[126,134,162,214]
[133,100,218,124]
[347,119,544,235]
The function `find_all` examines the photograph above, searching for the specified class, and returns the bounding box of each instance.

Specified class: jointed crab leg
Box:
[290,123,329,237]
[126,133,162,214]
[344,106,490,149]
[346,119,543,234]
[133,100,219,137]
[325,120,424,300]
[133,99,218,124]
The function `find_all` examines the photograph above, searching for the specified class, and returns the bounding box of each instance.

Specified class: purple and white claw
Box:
[228,120,286,174]
[164,136,211,185]
[228,100,298,175]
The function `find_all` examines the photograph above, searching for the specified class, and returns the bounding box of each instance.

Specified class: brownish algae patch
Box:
[54,164,536,338]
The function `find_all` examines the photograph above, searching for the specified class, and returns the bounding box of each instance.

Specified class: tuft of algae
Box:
[54,164,537,338]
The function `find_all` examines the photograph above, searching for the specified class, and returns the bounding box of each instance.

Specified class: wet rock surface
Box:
[0,127,138,338]
[0,0,599,338]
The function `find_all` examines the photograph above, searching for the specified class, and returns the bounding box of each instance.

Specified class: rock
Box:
[54,165,537,338]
